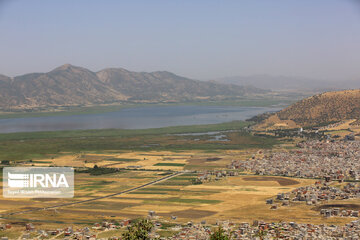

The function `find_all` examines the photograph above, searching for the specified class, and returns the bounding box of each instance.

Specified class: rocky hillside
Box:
[0,64,267,110]
[256,89,360,129]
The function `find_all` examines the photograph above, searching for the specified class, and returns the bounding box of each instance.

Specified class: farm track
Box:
[1,171,185,217]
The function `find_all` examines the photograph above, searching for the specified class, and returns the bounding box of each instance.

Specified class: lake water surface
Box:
[0,105,280,133]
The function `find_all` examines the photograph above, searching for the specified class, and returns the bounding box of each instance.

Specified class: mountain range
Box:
[0,64,267,110]
[213,75,360,91]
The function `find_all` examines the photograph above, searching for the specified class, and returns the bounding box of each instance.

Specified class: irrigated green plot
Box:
[154,163,186,167]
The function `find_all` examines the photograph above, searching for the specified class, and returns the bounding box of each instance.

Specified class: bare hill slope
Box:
[256,89,360,129]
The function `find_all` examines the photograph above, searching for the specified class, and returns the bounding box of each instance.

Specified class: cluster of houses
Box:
[165,219,360,239]
[0,224,11,231]
[320,208,359,218]
[233,220,360,239]
[231,140,360,180]
[26,225,93,239]
[3,217,360,239]
[168,223,211,240]
[92,220,127,230]
[0,220,131,240]
[196,170,238,183]
[268,181,360,208]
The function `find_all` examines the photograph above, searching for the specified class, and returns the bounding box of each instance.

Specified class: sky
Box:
[0,0,360,80]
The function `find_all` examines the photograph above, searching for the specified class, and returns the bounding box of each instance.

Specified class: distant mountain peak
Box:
[97,67,129,73]
[60,63,73,68]
[51,63,85,72]
[0,65,267,110]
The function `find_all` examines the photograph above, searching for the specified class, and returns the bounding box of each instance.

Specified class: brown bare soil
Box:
[312,204,360,211]
[242,176,300,186]
[163,209,217,219]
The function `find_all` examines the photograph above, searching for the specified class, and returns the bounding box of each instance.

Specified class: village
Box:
[264,181,360,211]
[2,218,360,240]
[231,139,360,181]
[170,219,360,239]
[0,220,133,240]
[179,219,360,239]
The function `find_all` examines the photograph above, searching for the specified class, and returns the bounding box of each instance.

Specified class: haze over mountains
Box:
[0,64,267,110]
[214,75,360,91]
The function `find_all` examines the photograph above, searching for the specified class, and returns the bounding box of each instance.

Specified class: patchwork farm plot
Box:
[1,123,359,239]
[1,168,352,228]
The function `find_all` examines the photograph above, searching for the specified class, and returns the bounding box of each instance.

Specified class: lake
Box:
[0,105,280,133]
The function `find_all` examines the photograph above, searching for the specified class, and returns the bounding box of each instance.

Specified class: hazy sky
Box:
[0,0,360,80]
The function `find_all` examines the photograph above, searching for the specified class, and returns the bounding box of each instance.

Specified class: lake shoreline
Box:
[0,105,281,134]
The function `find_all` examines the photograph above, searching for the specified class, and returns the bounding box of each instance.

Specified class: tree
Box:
[1,160,10,165]
[210,226,231,240]
[122,219,154,240]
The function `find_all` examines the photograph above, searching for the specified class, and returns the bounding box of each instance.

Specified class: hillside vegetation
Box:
[256,89,360,129]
